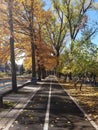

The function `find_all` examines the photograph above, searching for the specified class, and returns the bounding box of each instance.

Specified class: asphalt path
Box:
[8,76,95,130]
[0,79,30,93]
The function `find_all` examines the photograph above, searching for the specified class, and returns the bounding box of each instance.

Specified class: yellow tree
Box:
[13,0,57,79]
[0,0,57,80]
[0,0,17,91]
[0,1,10,64]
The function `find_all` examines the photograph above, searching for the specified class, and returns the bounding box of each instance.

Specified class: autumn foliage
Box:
[0,0,57,71]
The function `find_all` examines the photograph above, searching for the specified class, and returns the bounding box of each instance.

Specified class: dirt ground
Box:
[60,81,98,126]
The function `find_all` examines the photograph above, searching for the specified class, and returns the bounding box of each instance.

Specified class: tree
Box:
[59,33,98,87]
[0,1,10,64]
[29,0,37,82]
[12,0,57,80]
[8,0,17,91]
[51,0,98,52]
[12,0,53,81]
[0,0,17,91]
[41,6,69,63]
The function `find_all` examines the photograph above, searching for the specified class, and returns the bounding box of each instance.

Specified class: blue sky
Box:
[43,0,98,46]
[43,0,51,10]
[87,10,98,45]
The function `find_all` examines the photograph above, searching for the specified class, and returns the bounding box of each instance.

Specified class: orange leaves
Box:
[0,43,10,64]
[35,40,57,71]
[33,0,47,34]
[0,0,57,71]
[34,0,53,29]
[44,56,57,70]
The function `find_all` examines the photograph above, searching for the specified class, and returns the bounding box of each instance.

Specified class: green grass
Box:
[0,72,7,77]
[0,101,16,111]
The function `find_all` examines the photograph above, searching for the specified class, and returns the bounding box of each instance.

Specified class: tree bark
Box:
[29,0,36,83]
[8,0,17,92]
[38,64,41,81]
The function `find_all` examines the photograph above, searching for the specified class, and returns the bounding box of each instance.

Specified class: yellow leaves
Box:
[81,91,98,97]
[93,115,98,119]
[15,0,25,2]
[64,83,98,124]
[44,56,57,70]
[0,43,10,64]
[0,0,56,71]
[24,57,32,70]
[34,1,47,25]
[89,103,94,107]
[35,39,57,71]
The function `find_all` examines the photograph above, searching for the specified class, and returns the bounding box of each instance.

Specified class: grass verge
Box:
[0,101,16,112]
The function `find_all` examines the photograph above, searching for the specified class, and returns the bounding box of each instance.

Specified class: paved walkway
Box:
[0,83,41,130]
[0,76,98,130]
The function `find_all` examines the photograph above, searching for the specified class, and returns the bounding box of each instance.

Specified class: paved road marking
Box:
[55,76,98,130]
[43,79,52,130]
[59,82,98,130]
[2,87,41,130]
[68,93,98,130]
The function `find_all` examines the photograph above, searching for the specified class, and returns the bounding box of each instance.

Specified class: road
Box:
[6,76,96,130]
[0,78,30,93]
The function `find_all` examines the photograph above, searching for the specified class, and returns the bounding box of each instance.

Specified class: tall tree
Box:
[13,0,48,82]
[8,0,17,91]
[51,0,98,52]
[12,0,56,80]
[44,10,67,57]
[29,0,36,82]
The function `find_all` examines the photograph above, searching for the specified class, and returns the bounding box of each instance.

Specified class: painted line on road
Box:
[70,93,98,130]
[54,76,98,130]
[3,87,41,130]
[70,95,98,130]
[58,81,98,130]
[65,90,98,130]
[43,79,52,130]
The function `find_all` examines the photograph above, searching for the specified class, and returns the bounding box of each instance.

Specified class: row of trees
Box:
[0,0,98,91]
[0,0,58,91]
[51,0,98,83]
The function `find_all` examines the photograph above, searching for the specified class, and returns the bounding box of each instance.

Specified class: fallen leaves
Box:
[62,83,98,125]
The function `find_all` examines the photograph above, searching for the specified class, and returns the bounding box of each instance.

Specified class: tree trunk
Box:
[29,0,37,83]
[38,65,41,81]
[8,0,17,92]
[42,66,45,79]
